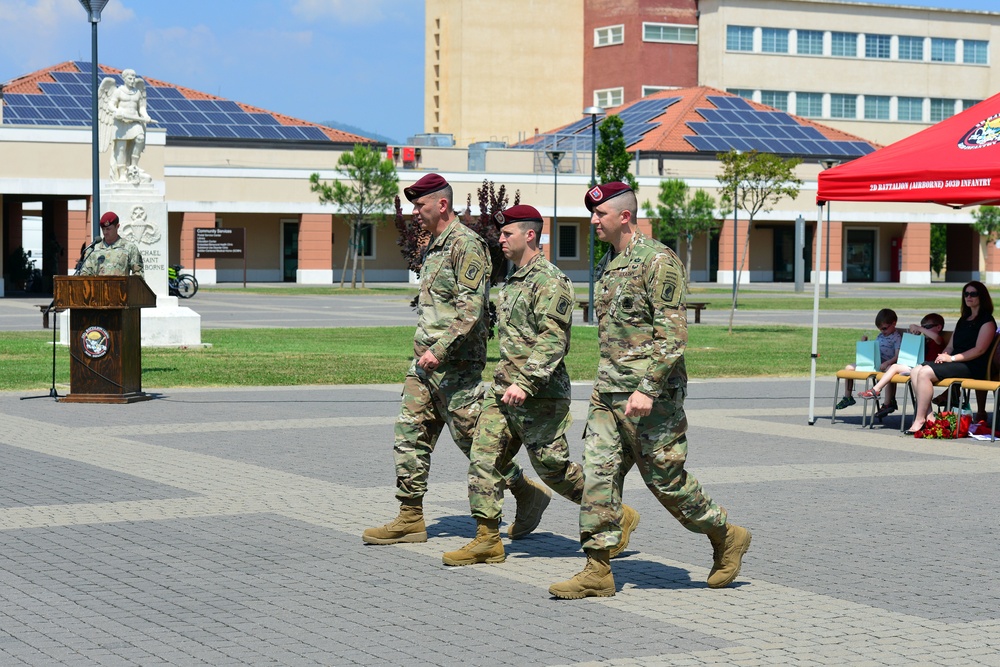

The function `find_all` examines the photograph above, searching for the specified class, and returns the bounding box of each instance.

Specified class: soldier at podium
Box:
[78,211,144,277]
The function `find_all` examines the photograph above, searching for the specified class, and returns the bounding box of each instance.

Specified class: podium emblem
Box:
[81,326,111,359]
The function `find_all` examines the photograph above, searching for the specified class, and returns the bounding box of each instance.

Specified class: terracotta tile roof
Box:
[2,61,374,145]
[525,86,880,157]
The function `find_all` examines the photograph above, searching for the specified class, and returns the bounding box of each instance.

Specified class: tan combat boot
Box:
[549,549,615,599]
[362,499,428,545]
[507,475,552,539]
[609,504,640,559]
[706,523,752,588]
[442,518,505,566]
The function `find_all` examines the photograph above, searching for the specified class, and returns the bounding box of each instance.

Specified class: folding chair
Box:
[960,334,1000,442]
[832,369,878,427]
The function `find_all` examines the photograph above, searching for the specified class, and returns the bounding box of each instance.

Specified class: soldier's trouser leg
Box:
[443,371,523,488]
[580,391,642,551]
[628,387,726,535]
[521,398,584,506]
[468,396,520,521]
[393,373,447,501]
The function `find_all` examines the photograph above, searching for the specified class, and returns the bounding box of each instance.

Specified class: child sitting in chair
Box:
[856,312,945,418]
[836,308,902,412]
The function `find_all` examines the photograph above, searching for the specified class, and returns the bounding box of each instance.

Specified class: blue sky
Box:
[0,0,995,144]
[0,0,425,143]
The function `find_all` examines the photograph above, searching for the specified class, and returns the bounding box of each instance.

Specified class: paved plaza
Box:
[2,377,999,666]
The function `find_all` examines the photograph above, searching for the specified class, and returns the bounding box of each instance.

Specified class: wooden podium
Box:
[54,276,157,404]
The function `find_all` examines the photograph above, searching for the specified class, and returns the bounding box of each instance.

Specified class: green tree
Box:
[310,144,399,288]
[643,179,718,285]
[716,149,803,333]
[972,205,1000,241]
[930,223,947,278]
[592,114,638,266]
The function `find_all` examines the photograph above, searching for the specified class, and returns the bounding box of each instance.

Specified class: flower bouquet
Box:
[915,411,971,439]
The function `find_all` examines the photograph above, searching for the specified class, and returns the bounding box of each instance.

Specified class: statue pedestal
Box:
[61,182,206,348]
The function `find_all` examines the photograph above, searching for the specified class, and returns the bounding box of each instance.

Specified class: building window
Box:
[963,99,983,111]
[557,224,578,260]
[641,85,676,97]
[643,23,697,44]
[797,29,823,55]
[761,28,789,54]
[726,88,754,100]
[726,25,754,52]
[898,35,924,61]
[964,39,989,64]
[354,223,375,259]
[864,34,891,59]
[864,95,890,120]
[930,98,955,122]
[594,25,624,47]
[931,38,956,62]
[760,90,789,112]
[830,94,857,119]
[594,87,624,108]
[897,96,923,121]
[831,32,857,57]
[796,92,823,118]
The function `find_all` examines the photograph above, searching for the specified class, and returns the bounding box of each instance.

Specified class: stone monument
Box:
[60,69,202,347]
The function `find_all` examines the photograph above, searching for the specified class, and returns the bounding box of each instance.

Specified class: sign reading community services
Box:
[195,228,246,259]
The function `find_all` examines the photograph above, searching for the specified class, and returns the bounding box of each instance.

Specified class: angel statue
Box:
[98,69,155,184]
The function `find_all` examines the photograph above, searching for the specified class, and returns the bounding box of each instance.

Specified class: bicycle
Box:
[167,264,199,299]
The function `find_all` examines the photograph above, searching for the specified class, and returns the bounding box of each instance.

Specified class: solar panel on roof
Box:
[300,127,329,141]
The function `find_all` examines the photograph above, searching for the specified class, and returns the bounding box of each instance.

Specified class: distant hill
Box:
[319,120,398,145]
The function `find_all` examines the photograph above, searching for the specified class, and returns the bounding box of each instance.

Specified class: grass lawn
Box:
[1,325,867,392]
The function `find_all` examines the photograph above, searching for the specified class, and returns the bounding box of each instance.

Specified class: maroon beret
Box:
[494,205,543,229]
[404,173,450,203]
[584,182,633,212]
[99,211,119,226]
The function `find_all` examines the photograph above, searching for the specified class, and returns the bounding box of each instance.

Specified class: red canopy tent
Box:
[818,92,1000,208]
[809,92,1000,424]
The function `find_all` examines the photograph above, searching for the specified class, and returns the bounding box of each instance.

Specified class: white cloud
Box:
[291,0,387,24]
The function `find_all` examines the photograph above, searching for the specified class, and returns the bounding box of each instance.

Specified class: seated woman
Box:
[907,281,996,435]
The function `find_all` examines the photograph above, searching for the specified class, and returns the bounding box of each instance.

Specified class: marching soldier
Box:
[549,182,751,599]
[363,174,550,546]
[443,205,639,566]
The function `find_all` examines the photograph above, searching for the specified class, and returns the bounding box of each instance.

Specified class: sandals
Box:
[857,388,880,400]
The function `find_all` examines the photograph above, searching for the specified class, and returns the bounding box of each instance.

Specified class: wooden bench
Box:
[36,303,64,329]
[575,298,707,324]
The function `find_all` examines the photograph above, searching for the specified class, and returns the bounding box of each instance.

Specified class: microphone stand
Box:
[21,299,62,401]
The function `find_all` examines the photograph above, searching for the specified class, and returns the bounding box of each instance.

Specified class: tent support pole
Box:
[808,202,825,425]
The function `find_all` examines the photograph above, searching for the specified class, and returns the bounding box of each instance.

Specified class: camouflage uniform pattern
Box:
[78,237,144,278]
[468,254,583,519]
[394,219,522,500]
[581,231,727,551]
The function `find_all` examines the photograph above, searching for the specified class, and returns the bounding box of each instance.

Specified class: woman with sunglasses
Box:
[906,281,995,435]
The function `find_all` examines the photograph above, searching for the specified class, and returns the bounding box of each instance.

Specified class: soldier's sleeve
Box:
[427,236,489,363]
[130,244,144,278]
[637,252,686,398]
[514,276,574,396]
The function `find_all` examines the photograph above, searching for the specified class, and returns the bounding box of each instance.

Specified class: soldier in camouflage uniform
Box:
[550,182,751,600]
[442,205,640,566]
[363,174,551,546]
[77,211,144,277]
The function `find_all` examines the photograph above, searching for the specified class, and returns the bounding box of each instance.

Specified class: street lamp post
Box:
[79,0,110,240]
[545,150,565,268]
[583,106,603,324]
[819,159,840,297]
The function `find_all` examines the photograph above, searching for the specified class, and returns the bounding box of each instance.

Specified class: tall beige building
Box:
[698,0,1000,145]
[427,0,1000,147]
[425,0,583,147]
